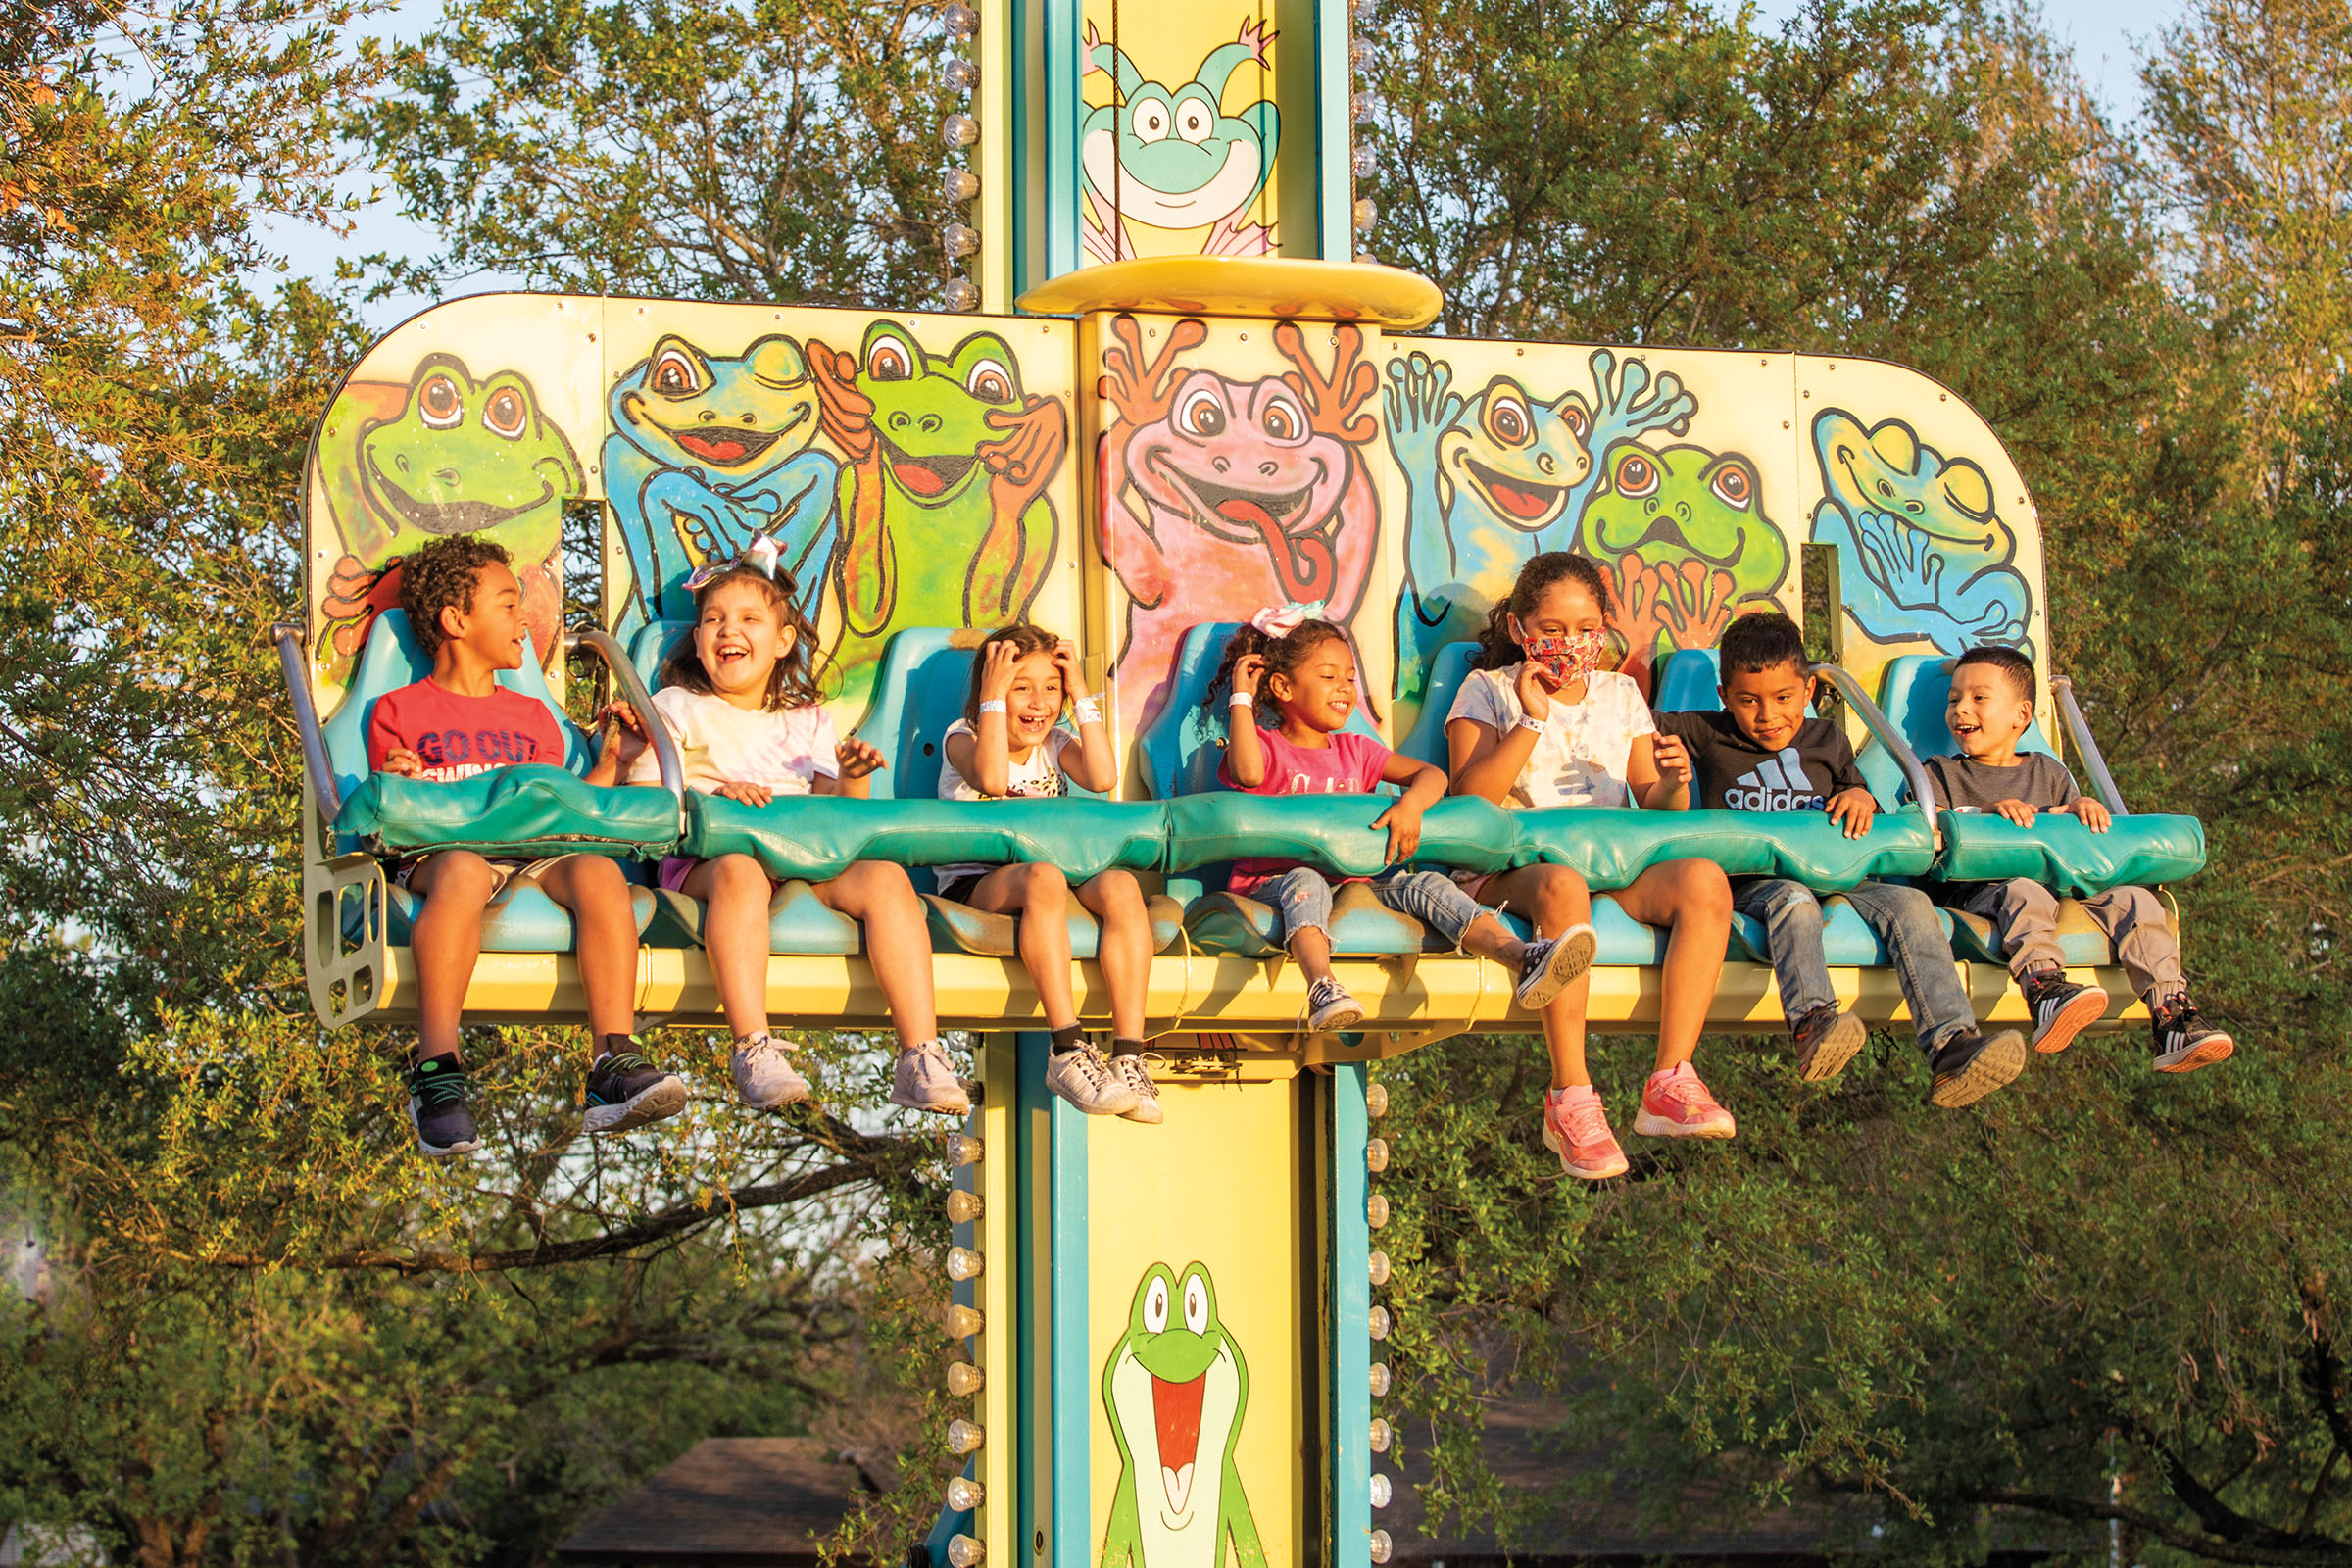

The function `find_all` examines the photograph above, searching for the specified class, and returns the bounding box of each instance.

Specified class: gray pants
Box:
[1960,879,2182,1001]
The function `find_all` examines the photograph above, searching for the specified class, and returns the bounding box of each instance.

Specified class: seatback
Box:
[318,610,587,808]
[1651,648,1723,713]
[855,628,979,800]
[1876,653,2055,805]
[1135,622,1387,800]
[628,619,690,691]
[1396,642,1480,766]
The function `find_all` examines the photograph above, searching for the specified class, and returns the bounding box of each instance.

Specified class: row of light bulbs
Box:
[1365,1077,1397,1561]
[939,3,983,311]
[943,1131,986,1566]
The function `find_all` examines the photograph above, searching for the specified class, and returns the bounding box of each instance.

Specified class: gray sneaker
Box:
[1110,1052,1163,1124]
[1513,923,1597,1011]
[1045,1043,1140,1116]
[889,1040,971,1115]
[1307,977,1363,1032]
[732,1032,810,1110]
[1790,1005,1868,1083]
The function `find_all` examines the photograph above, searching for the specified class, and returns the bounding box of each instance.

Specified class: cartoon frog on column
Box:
[1082,19,1280,261]
[1100,1262,1264,1568]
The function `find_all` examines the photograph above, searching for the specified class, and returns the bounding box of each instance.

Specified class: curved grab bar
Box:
[2049,676,2129,816]
[271,622,343,823]
[566,627,687,809]
[1808,662,1941,830]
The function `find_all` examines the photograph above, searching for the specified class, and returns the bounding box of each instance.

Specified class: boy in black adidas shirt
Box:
[1656,614,2026,1108]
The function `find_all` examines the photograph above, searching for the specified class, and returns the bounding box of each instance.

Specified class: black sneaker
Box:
[407,1055,481,1156]
[584,1040,688,1135]
[2152,995,2235,1073]
[2019,968,2108,1054]
[1926,1028,2027,1108]
[1790,1005,1868,1083]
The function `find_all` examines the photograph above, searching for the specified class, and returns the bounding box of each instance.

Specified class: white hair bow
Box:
[1250,600,1329,638]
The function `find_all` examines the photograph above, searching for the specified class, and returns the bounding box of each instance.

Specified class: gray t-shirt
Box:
[1918,752,2081,813]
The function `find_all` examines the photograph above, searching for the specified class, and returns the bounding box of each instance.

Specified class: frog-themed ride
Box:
[275,1,2210,1564]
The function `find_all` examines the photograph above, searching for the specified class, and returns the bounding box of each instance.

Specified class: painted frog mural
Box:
[1082,19,1279,262]
[1808,410,2032,656]
[1101,314,1381,728]
[1581,441,1788,686]
[316,354,580,674]
[1100,1262,1263,1568]
[603,334,837,632]
[810,322,1067,710]
[1386,348,1696,706]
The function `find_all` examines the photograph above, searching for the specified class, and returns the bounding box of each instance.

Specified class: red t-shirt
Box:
[367,678,567,783]
[1217,727,1393,893]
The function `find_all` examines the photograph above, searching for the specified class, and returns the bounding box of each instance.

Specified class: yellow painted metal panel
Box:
[1018,257,1442,327]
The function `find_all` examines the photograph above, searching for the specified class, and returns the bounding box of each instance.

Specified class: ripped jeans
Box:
[1258,865,1490,949]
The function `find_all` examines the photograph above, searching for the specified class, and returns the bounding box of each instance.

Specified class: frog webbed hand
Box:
[809,341,876,463]
[1275,321,1378,444]
[1101,314,1208,428]
[642,467,782,564]
[1587,347,1698,449]
[1852,507,1947,611]
[320,553,383,622]
[1656,558,1740,650]
[980,396,1068,520]
[1610,559,1672,695]
[1383,352,1462,473]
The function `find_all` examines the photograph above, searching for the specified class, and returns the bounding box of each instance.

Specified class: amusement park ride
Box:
[273,0,2209,1562]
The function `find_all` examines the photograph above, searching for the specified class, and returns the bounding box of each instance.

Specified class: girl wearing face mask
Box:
[1445,552,1737,1180]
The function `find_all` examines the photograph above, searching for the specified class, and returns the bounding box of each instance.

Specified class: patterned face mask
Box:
[1521,628,1610,685]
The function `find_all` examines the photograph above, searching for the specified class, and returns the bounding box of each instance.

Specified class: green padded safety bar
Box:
[1510,807,1936,892]
[1159,794,1521,878]
[336,765,683,858]
[1933,811,2206,896]
[684,796,1168,883]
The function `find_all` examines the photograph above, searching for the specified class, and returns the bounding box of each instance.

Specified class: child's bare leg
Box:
[684,855,774,1038]
[1289,925,1337,986]
[1077,869,1152,1041]
[815,860,937,1051]
[536,855,641,1046]
[1614,858,1733,1072]
[968,863,1079,1032]
[1479,865,1595,1088]
[406,852,497,1060]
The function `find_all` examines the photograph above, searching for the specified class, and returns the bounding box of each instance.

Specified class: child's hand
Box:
[836,736,887,780]
[1232,652,1266,699]
[1513,661,1555,724]
[1650,731,1694,786]
[979,639,1020,703]
[1826,786,1877,839]
[1990,799,2037,827]
[1052,638,1091,699]
[2065,798,2112,833]
[1372,799,1425,863]
[600,701,644,734]
[380,749,423,778]
[716,780,775,808]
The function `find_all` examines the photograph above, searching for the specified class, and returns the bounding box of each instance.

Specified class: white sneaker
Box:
[1307,976,1363,1032]
[1513,923,1597,1011]
[1045,1043,1140,1116]
[731,1032,810,1109]
[889,1040,971,1115]
[1111,1052,1163,1124]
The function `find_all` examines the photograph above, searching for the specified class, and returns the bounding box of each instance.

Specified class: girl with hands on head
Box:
[1210,606,1593,1038]
[936,624,1161,1122]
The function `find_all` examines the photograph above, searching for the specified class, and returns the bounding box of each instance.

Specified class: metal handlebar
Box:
[2049,676,2129,816]
[272,622,343,823]
[1807,662,1941,822]
[567,627,686,807]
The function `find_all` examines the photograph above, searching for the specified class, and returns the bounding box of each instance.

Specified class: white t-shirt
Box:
[1446,663,1655,808]
[627,686,838,796]
[934,717,1079,887]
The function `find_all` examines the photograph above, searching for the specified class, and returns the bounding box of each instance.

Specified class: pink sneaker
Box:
[1632,1062,1737,1140]
[1542,1085,1629,1180]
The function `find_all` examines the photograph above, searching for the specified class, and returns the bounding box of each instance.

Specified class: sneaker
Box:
[1631,1062,1737,1139]
[407,1055,480,1157]
[2020,968,2108,1054]
[731,1031,810,1110]
[583,1043,688,1135]
[1513,923,1598,1012]
[1541,1085,1629,1180]
[889,1039,972,1115]
[1044,1043,1141,1116]
[1111,1052,1163,1124]
[1925,1028,2027,1108]
[1789,1005,1868,1083]
[1306,977,1363,1032]
[2152,995,2234,1073]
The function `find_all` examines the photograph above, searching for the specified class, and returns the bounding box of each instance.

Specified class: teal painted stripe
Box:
[1050,1045,1092,1562]
[1316,0,1354,258]
[1043,0,1082,281]
[1332,1062,1372,1566]
[1017,1035,1046,1565]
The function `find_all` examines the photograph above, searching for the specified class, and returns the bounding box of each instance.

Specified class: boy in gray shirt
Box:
[1920,646,2232,1072]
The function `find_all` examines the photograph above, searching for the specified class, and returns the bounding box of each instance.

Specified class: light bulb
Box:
[1353,196,1377,230]
[945,1303,984,1339]
[1365,1137,1389,1173]
[943,277,981,312]
[1370,1473,1393,1509]
[1370,1417,1392,1452]
[1366,1193,1389,1228]
[1355,248,1377,265]
[947,1535,985,1568]
[1364,1081,1388,1117]
[947,1246,985,1281]
[948,1475,986,1511]
[1370,1528,1394,1563]
[947,1189,983,1224]
[1351,0,1375,19]
[943,221,980,258]
[947,1417,985,1454]
[947,1361,985,1396]
[946,1132,983,1166]
[1349,37,1372,70]
[1369,1304,1391,1340]
[1352,144,1378,180]
[1368,1250,1390,1286]
[942,168,980,203]
[942,112,979,148]
[1370,1362,1391,1396]
[945,57,979,91]
[944,2,977,37]
[1351,91,1374,122]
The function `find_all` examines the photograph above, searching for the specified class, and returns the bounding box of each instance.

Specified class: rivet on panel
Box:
[1240,331,1250,341]
[1939,392,1948,401]
[1782,420,1790,430]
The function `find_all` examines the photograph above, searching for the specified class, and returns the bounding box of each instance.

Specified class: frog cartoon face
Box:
[857,322,1024,506]
[1083,23,1280,233]
[1815,411,2011,564]
[1100,1261,1258,1559]
[1583,442,1788,602]
[611,334,820,480]
[1437,375,1593,533]
[360,353,580,551]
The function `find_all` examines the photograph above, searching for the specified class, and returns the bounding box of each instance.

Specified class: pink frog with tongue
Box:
[1099,313,1381,730]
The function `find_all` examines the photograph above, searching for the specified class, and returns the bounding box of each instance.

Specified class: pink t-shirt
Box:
[1217,727,1392,893]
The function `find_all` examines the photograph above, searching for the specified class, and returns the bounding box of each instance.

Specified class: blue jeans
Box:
[1733,877,1976,1053]
[1259,866,1489,949]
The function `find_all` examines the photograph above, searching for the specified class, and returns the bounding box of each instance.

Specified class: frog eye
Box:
[867,337,914,381]
[416,372,463,430]
[482,385,528,441]
[1708,459,1754,510]
[1178,385,1226,438]
[965,356,1014,403]
[650,346,703,396]
[1182,1273,1208,1334]
[1484,391,1532,447]
[1132,101,1170,143]
[1176,99,1213,143]
[1614,450,1659,499]
[1260,393,1305,442]
[1559,401,1591,439]
[1144,1276,1170,1333]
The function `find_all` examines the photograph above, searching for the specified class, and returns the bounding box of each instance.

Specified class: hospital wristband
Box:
[978,699,1006,714]
[1516,714,1547,735]
[1228,692,1254,709]
[1073,696,1103,725]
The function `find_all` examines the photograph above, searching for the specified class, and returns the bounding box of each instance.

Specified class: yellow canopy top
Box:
[1015,256,1445,328]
